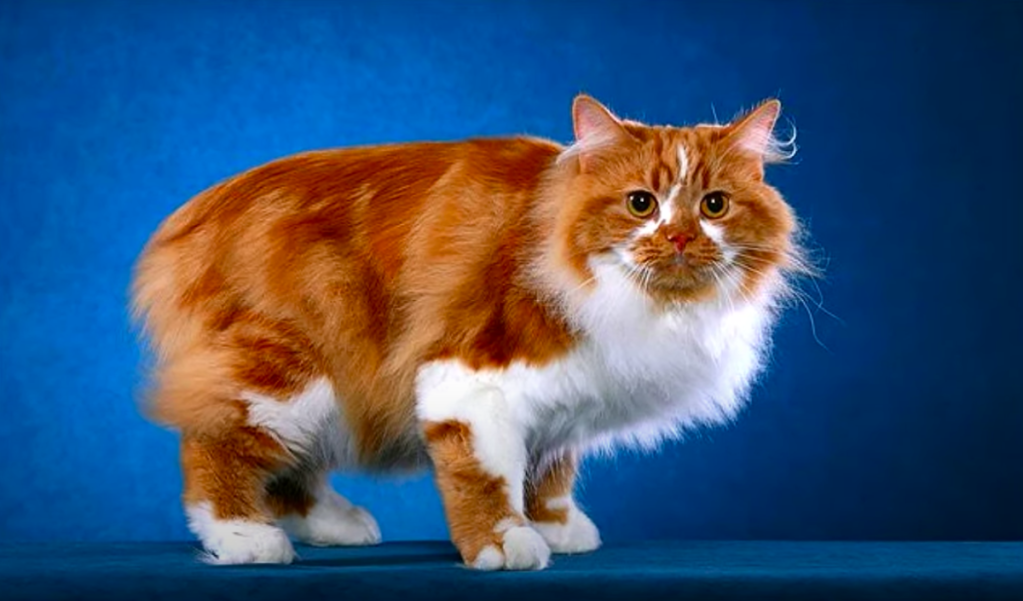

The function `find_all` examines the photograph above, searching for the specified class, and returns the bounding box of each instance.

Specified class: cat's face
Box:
[554,95,798,305]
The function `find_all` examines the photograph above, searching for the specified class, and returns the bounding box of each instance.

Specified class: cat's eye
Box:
[626,191,658,218]
[700,191,729,219]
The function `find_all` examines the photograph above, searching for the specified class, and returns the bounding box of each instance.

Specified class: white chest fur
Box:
[416,262,778,458]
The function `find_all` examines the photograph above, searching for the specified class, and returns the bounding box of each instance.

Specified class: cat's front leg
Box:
[417,378,551,571]
[526,450,601,554]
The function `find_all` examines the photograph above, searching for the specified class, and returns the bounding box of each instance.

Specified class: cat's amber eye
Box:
[626,191,658,218]
[700,191,730,219]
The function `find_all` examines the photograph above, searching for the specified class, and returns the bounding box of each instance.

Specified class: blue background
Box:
[1,0,1021,544]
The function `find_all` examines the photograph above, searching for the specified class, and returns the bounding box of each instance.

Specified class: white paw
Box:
[472,526,551,571]
[187,504,296,565]
[279,489,381,547]
[532,505,601,554]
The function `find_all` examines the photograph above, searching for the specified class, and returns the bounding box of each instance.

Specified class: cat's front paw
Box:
[471,526,551,571]
[532,505,601,554]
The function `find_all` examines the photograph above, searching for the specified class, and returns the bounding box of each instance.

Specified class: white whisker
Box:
[731,249,841,326]
[713,264,738,317]
[794,292,829,352]
[731,256,832,351]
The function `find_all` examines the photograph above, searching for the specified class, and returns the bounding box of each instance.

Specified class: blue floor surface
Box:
[1,540,1020,600]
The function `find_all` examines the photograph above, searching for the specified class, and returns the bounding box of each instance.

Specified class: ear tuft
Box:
[728,99,795,164]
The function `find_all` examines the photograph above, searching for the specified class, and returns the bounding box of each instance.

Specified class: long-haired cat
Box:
[131,94,806,570]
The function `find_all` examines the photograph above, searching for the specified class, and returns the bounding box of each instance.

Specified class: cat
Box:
[131,94,808,570]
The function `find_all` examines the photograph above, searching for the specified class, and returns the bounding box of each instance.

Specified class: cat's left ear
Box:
[726,99,793,164]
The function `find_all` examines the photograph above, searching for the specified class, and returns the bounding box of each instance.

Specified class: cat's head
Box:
[549,94,806,307]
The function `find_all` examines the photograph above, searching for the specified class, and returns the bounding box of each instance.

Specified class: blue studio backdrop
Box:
[1,0,1021,545]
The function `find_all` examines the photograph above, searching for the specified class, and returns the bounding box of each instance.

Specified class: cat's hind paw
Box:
[187,504,296,565]
[532,504,601,554]
[204,525,296,565]
[279,490,381,547]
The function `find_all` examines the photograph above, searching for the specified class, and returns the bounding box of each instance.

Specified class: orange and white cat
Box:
[132,94,806,570]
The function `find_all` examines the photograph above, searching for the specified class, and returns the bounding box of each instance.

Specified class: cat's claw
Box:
[472,526,552,571]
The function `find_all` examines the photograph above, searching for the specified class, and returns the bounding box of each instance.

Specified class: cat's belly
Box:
[241,378,359,469]
[242,377,429,472]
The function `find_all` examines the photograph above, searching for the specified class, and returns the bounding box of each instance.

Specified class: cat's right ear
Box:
[570,94,627,170]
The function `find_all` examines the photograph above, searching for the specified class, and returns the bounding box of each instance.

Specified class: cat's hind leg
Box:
[180,430,296,565]
[267,471,381,547]
[164,318,331,565]
[526,450,601,554]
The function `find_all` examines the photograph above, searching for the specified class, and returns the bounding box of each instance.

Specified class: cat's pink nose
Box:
[665,231,692,253]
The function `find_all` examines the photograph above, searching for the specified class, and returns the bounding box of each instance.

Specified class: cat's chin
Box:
[633,264,722,305]
[642,279,720,306]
